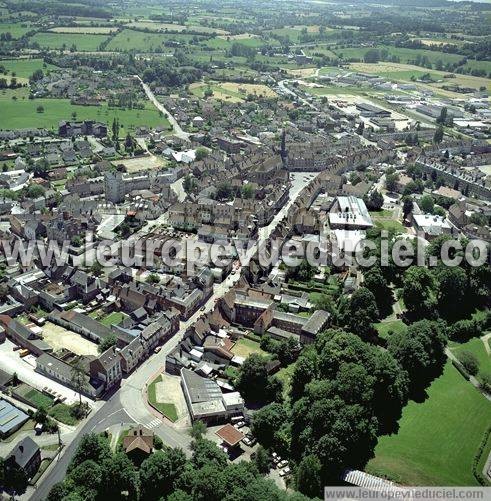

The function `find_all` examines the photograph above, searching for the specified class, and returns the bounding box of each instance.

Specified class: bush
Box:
[457,351,479,376]
[478,373,491,394]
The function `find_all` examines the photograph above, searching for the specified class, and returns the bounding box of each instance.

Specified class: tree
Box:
[433,125,444,144]
[216,182,232,200]
[146,273,160,284]
[100,452,138,499]
[402,196,414,221]
[195,147,208,161]
[385,172,399,192]
[401,266,437,321]
[70,357,88,407]
[436,107,447,125]
[364,49,380,63]
[26,184,45,198]
[140,448,187,500]
[420,194,434,214]
[189,420,206,440]
[252,445,270,473]
[363,266,392,317]
[296,454,322,498]
[90,261,103,277]
[388,319,447,393]
[478,373,491,394]
[191,438,228,469]
[251,402,288,450]
[290,346,318,401]
[36,105,44,113]
[183,174,194,193]
[98,334,117,354]
[458,351,479,376]
[112,118,120,148]
[365,189,383,210]
[236,354,283,403]
[435,266,467,319]
[338,287,379,340]
[69,460,103,492]
[68,433,111,473]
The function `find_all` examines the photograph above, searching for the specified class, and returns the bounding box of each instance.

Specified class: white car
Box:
[277,460,288,469]
[279,467,291,477]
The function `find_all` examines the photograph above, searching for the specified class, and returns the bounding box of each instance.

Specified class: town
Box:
[0,0,489,500]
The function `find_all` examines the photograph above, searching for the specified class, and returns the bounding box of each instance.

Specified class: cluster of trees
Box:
[48,432,311,501]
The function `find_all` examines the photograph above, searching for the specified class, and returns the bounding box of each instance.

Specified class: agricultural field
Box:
[0,88,171,132]
[126,21,228,35]
[0,22,33,39]
[205,35,265,50]
[48,26,117,34]
[366,362,491,486]
[29,32,110,51]
[106,29,202,51]
[190,81,277,102]
[0,58,58,79]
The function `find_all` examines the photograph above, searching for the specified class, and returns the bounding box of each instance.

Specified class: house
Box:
[300,310,331,344]
[216,423,244,450]
[123,425,154,464]
[89,346,123,392]
[329,196,373,230]
[5,437,41,479]
[412,214,453,240]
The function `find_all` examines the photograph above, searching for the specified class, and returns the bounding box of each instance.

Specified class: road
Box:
[31,171,318,500]
[135,75,190,141]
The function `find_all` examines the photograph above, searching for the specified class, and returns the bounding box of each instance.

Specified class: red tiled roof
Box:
[216,424,244,447]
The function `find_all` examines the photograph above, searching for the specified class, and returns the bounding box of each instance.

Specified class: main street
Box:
[31,171,318,500]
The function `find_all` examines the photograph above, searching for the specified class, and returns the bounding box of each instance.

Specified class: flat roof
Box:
[0,398,29,435]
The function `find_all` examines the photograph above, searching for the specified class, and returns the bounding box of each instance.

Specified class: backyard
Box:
[231,337,268,358]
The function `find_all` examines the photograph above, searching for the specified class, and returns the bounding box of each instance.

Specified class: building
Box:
[123,425,154,464]
[0,399,29,438]
[412,213,453,240]
[216,423,244,450]
[329,196,373,230]
[5,436,41,479]
[89,346,123,392]
[356,103,391,118]
[180,368,244,423]
[59,120,107,138]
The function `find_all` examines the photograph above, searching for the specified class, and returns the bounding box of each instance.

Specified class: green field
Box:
[0,22,33,39]
[48,403,81,426]
[16,385,55,409]
[366,362,491,485]
[449,337,491,378]
[374,320,407,340]
[106,29,201,51]
[0,58,58,78]
[0,88,171,132]
[231,337,268,358]
[101,311,128,327]
[205,36,265,50]
[29,32,110,51]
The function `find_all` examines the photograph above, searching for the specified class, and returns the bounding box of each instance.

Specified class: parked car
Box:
[277,460,288,469]
[279,467,291,477]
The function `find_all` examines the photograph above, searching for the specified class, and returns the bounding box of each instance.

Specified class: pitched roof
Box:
[216,424,244,447]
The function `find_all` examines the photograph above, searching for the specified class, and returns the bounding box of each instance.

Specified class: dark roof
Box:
[7,436,39,469]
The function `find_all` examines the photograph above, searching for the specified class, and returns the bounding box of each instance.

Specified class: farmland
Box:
[106,29,203,51]
[29,32,110,51]
[190,81,277,102]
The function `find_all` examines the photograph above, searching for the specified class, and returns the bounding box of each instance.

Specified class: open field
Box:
[374,320,407,340]
[190,81,277,102]
[205,35,265,49]
[48,26,117,34]
[449,337,491,378]
[127,21,228,35]
[148,374,185,422]
[0,58,58,78]
[0,88,171,132]
[366,362,491,486]
[116,154,168,173]
[231,337,268,358]
[41,321,99,356]
[0,22,33,39]
[348,62,491,91]
[106,29,201,51]
[29,32,110,51]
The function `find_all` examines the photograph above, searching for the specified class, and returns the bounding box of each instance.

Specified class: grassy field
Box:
[147,375,178,422]
[30,32,110,51]
[449,337,491,378]
[190,80,277,102]
[205,35,264,49]
[100,311,128,327]
[0,22,33,39]
[231,337,268,358]
[16,384,55,409]
[0,88,171,132]
[0,58,58,78]
[48,403,81,426]
[106,29,201,51]
[48,26,117,34]
[374,320,407,340]
[366,362,491,486]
